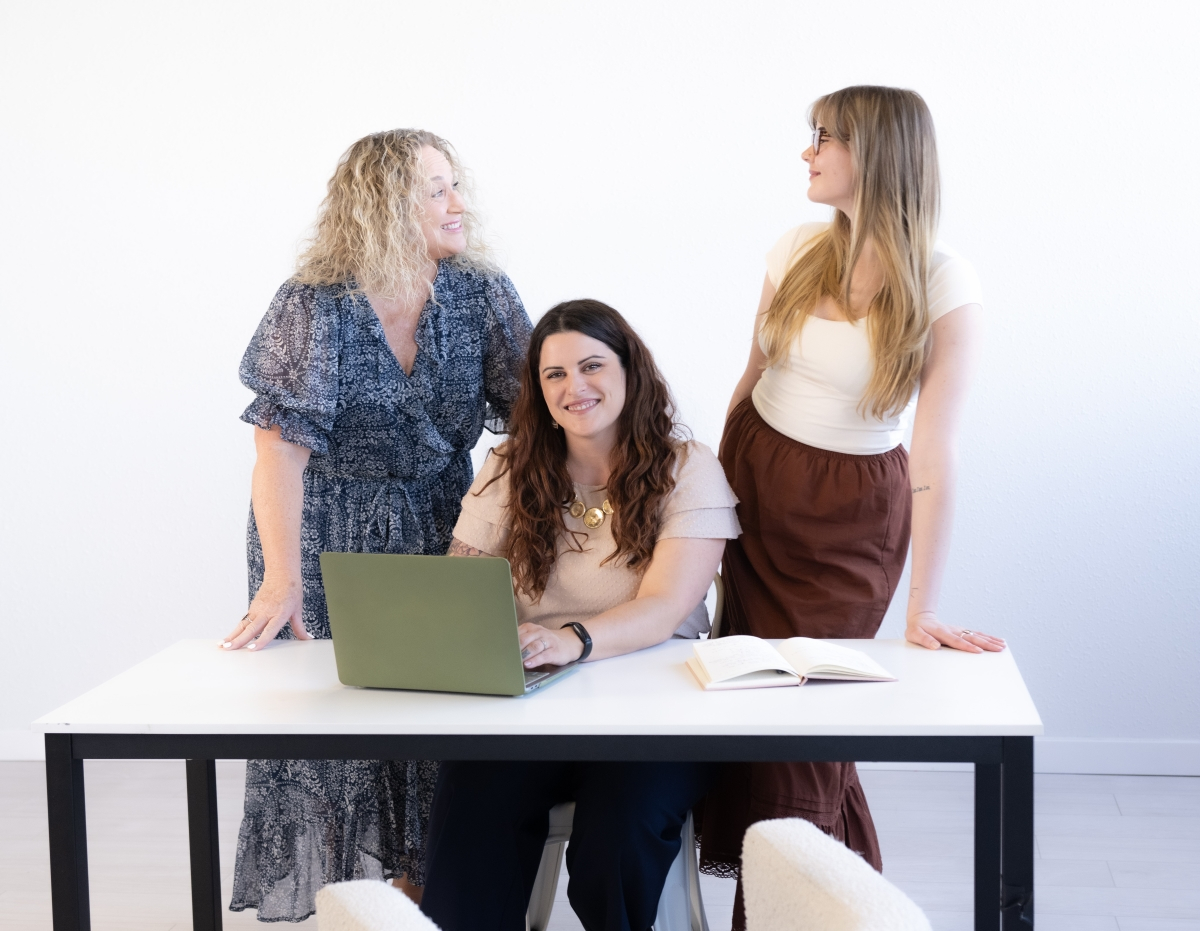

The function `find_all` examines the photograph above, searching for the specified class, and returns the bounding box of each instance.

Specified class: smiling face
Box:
[802,125,856,215]
[419,145,466,260]
[538,331,627,446]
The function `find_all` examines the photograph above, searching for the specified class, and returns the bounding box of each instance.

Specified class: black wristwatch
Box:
[561,622,593,662]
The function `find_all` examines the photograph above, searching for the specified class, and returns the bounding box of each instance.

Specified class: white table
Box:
[34,638,1043,931]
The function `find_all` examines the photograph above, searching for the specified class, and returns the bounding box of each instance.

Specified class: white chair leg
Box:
[653,811,709,931]
[527,840,565,931]
[683,812,710,931]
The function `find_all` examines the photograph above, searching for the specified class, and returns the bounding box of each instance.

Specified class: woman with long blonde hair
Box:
[221,129,531,921]
[699,86,1005,928]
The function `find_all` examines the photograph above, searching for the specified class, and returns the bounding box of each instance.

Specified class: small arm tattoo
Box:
[447,537,492,557]
[912,485,931,494]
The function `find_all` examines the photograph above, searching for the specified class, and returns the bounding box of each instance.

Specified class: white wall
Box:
[1,1,1197,772]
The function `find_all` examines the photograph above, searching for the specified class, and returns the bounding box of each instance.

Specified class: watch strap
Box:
[561,621,593,662]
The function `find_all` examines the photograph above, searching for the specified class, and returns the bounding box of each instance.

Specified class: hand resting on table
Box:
[222,574,313,651]
[906,610,1005,654]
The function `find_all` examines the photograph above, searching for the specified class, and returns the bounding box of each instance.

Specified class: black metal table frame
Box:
[44,732,1034,931]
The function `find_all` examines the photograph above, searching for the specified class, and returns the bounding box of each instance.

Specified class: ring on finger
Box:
[961,629,973,637]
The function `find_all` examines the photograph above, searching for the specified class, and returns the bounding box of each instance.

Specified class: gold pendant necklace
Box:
[569,496,614,530]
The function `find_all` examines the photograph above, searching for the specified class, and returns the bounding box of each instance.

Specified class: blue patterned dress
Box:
[230,261,531,922]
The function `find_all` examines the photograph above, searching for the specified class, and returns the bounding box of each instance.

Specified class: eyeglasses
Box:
[811,127,831,154]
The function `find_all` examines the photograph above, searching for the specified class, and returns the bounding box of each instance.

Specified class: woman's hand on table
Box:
[905,611,1006,654]
[518,622,584,668]
[222,575,313,651]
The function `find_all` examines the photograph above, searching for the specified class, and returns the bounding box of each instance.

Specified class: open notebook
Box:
[686,636,897,691]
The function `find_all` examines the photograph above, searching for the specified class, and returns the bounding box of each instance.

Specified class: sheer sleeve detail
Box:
[660,441,742,540]
[480,273,533,434]
[239,280,341,455]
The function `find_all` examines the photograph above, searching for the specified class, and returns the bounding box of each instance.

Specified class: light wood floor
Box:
[1,762,1196,930]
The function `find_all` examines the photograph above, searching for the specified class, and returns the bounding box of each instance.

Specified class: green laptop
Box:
[320,552,579,696]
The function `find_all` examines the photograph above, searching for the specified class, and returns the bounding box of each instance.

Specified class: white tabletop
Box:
[33,638,1042,737]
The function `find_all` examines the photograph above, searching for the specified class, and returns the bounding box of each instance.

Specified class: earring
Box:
[551,421,560,430]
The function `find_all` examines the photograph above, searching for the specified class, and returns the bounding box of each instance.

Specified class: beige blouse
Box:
[452,440,741,638]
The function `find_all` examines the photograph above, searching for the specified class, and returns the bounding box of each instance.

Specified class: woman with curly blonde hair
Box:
[221,129,531,921]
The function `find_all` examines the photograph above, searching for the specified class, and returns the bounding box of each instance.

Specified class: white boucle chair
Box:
[741,818,931,931]
[315,880,441,931]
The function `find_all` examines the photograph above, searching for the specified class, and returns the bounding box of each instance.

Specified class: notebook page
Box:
[693,636,798,683]
[776,638,895,680]
[686,657,799,690]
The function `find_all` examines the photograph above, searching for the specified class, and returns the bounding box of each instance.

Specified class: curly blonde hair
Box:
[295,129,491,300]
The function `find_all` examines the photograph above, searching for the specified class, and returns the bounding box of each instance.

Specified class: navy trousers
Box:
[421,760,715,931]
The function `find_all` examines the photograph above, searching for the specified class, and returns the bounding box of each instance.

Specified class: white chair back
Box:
[741,818,930,931]
[710,573,725,639]
[316,880,441,931]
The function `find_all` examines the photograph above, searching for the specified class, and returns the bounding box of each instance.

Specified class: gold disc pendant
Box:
[583,507,606,529]
[601,499,614,516]
[569,500,586,519]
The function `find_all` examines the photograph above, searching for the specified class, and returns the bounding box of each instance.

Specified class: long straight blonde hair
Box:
[759,86,941,419]
[295,129,491,301]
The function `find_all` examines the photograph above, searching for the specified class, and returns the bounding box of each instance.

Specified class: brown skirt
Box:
[698,399,911,926]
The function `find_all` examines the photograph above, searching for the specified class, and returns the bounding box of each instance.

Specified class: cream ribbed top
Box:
[752,222,984,454]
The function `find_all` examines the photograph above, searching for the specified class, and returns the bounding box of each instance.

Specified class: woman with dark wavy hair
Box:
[419,299,741,931]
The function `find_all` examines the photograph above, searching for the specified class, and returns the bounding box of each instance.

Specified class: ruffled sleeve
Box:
[239,280,340,455]
[451,450,513,555]
[659,441,742,540]
[480,273,533,434]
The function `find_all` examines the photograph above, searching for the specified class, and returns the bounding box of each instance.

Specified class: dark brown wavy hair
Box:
[484,299,684,600]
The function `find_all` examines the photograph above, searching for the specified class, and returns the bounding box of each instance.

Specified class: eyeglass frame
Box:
[811,126,831,155]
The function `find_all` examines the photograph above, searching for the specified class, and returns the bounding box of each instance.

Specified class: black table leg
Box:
[186,759,223,931]
[975,761,1002,931]
[45,734,90,931]
[1001,736,1035,929]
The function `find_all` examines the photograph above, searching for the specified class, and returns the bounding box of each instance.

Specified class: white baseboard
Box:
[3,730,1196,776]
[861,739,1200,776]
[0,730,45,761]
[1035,737,1200,776]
